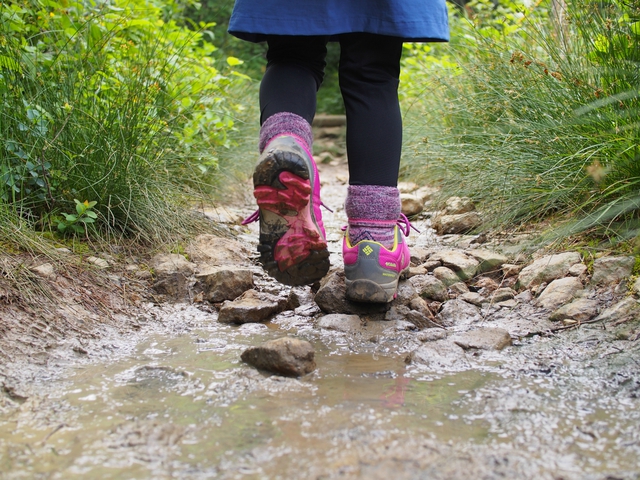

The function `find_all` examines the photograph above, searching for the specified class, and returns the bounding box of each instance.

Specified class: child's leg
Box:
[248,36,330,286]
[338,33,410,303]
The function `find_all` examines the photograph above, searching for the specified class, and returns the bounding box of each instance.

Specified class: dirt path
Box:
[1,121,639,478]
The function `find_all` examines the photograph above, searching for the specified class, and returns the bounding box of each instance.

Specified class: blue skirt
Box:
[228,0,449,43]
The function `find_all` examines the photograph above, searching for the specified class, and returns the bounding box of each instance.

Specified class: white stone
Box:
[536,277,584,310]
[516,252,582,289]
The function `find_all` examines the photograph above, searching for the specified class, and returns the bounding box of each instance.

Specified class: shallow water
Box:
[1,303,639,479]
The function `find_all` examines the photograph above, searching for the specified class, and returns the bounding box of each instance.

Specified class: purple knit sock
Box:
[259,112,313,153]
[345,185,401,248]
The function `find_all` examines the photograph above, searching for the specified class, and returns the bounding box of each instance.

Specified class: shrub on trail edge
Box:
[401,0,639,245]
[0,0,246,245]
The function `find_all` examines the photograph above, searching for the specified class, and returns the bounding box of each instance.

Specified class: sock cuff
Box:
[259,112,313,153]
[345,185,401,222]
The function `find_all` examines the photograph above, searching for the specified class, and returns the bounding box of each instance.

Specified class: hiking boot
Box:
[246,135,330,286]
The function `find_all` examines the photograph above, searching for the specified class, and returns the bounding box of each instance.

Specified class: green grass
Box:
[400,0,640,246]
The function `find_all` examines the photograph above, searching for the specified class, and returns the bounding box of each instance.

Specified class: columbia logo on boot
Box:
[362,245,373,256]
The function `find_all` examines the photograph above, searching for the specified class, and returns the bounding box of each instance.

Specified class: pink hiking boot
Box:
[247,134,330,286]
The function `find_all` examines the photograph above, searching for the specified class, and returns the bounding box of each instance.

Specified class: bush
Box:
[0,0,246,244]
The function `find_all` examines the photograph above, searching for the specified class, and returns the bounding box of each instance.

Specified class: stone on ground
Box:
[410,275,448,302]
[490,288,516,303]
[406,340,467,370]
[433,266,460,287]
[432,212,482,235]
[196,266,254,303]
[516,252,582,289]
[467,249,508,274]
[593,297,640,324]
[241,337,316,377]
[314,271,389,315]
[400,194,424,216]
[536,277,584,310]
[444,196,475,215]
[218,290,290,324]
[437,298,482,327]
[429,250,479,281]
[451,328,512,351]
[316,314,362,333]
[186,235,252,266]
[549,298,599,323]
[590,256,635,285]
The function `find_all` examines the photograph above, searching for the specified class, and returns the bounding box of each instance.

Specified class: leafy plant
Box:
[57,199,98,236]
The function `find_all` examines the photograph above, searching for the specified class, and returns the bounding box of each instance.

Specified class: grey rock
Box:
[433,212,482,235]
[414,186,439,203]
[429,250,479,281]
[514,290,534,303]
[30,263,56,279]
[218,290,289,324]
[410,275,448,302]
[536,277,583,310]
[86,256,109,269]
[150,253,195,300]
[516,252,582,289]
[196,266,254,303]
[409,296,435,317]
[437,298,482,327]
[433,266,460,287]
[448,282,470,296]
[410,247,431,265]
[408,265,428,278]
[634,277,640,297]
[394,282,419,304]
[186,235,252,266]
[467,249,508,274]
[400,194,424,216]
[317,314,362,333]
[459,292,486,307]
[496,299,518,308]
[591,256,635,285]
[451,328,512,351]
[444,196,475,215]
[490,287,516,303]
[502,263,524,277]
[593,297,640,324]
[416,329,448,342]
[150,253,195,276]
[406,340,467,369]
[550,298,599,323]
[568,263,588,277]
[385,304,439,329]
[241,337,316,377]
[422,259,442,271]
[314,271,389,315]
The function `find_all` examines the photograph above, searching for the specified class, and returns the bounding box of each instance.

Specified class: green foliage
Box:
[401,0,640,243]
[57,199,98,236]
[0,0,246,244]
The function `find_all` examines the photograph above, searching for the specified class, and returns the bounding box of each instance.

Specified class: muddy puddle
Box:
[1,303,639,479]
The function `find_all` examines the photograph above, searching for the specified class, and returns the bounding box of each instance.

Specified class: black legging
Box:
[260,33,403,187]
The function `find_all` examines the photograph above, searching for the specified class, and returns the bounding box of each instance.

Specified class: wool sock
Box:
[259,112,313,153]
[345,185,401,249]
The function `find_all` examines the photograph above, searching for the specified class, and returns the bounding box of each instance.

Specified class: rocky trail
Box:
[1,118,640,479]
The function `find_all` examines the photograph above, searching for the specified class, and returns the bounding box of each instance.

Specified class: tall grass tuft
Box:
[0,0,247,248]
[401,0,639,244]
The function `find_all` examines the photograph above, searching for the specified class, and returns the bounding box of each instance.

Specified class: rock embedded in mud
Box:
[30,263,56,279]
[437,298,482,327]
[568,263,588,277]
[467,249,508,274]
[490,287,516,303]
[316,314,362,333]
[536,277,583,310]
[429,250,479,281]
[433,266,460,287]
[451,328,512,351]
[516,252,582,290]
[592,297,640,324]
[410,275,448,302]
[196,266,254,303]
[186,235,252,266]
[241,337,316,377]
[459,292,485,307]
[549,298,599,323]
[502,263,523,277]
[590,256,635,286]
[432,212,482,235]
[633,277,640,297]
[448,282,470,297]
[314,271,389,315]
[218,290,289,324]
[406,339,467,369]
[151,253,196,276]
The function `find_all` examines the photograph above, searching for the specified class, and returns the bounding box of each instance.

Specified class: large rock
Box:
[218,290,290,324]
[150,254,196,299]
[443,196,475,215]
[316,314,363,333]
[536,277,583,310]
[451,328,512,351]
[591,256,635,285]
[400,194,424,216]
[196,266,254,303]
[549,298,599,323]
[410,275,448,302]
[314,271,389,315]
[432,267,460,287]
[516,252,582,289]
[437,298,482,327]
[467,249,508,274]
[633,277,640,297]
[429,250,479,281]
[385,305,440,329]
[432,212,482,235]
[406,340,467,369]
[186,235,252,266]
[241,337,316,377]
[592,297,640,324]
